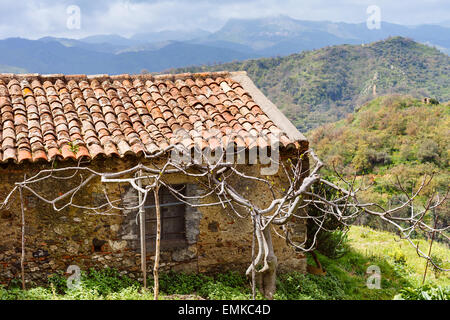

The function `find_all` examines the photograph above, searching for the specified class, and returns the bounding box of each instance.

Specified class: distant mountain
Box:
[187,39,257,56]
[171,37,450,132]
[80,34,141,47]
[116,40,177,54]
[199,16,450,55]
[116,42,254,72]
[437,20,450,28]
[0,64,27,73]
[0,38,254,74]
[131,29,211,43]
[38,36,128,54]
[1,15,449,97]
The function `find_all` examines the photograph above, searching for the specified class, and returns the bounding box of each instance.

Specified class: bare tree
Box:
[1,146,448,299]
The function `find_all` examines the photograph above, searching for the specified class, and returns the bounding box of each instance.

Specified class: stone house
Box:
[0,71,309,285]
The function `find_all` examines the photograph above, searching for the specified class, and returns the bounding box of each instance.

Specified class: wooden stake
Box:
[19,186,26,290]
[422,211,437,285]
[138,170,147,289]
[251,215,256,300]
[153,184,161,300]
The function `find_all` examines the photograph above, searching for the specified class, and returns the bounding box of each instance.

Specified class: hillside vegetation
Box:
[171,37,450,131]
[308,95,449,231]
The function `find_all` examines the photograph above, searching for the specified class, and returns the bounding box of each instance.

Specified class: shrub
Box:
[80,268,138,296]
[0,286,56,300]
[157,272,212,295]
[275,272,347,300]
[395,285,450,300]
[197,282,251,300]
[417,139,440,164]
[0,286,18,300]
[64,287,102,300]
[368,151,392,166]
[390,249,407,265]
[47,271,68,294]
[106,286,153,300]
[315,230,350,259]
[157,271,251,300]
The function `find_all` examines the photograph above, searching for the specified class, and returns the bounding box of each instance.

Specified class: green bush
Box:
[390,249,407,265]
[197,282,252,300]
[156,271,252,299]
[0,286,19,300]
[80,268,139,296]
[275,272,347,300]
[63,287,102,300]
[156,272,212,295]
[312,229,351,259]
[0,286,56,300]
[105,286,153,300]
[394,285,450,300]
[47,271,68,294]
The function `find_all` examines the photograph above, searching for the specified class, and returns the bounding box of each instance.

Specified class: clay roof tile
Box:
[0,71,305,164]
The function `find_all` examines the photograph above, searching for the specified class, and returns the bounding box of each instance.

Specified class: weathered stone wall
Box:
[0,157,307,287]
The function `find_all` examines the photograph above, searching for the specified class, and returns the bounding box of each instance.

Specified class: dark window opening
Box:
[92,238,106,252]
[141,185,187,251]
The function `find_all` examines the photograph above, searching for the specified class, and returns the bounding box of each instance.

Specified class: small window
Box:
[142,185,187,251]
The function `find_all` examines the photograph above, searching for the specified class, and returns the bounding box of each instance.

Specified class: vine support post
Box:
[153,183,161,300]
[251,215,256,300]
[138,169,147,289]
[19,186,26,290]
[422,208,438,285]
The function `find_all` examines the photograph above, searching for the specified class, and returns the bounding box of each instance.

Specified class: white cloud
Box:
[0,0,448,39]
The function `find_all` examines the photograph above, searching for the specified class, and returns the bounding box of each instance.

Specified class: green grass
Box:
[349,226,449,287]
[0,226,448,300]
[310,226,449,300]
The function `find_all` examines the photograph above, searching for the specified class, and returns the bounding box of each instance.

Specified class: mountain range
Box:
[0,15,449,74]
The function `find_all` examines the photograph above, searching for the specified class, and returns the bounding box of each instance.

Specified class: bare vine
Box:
[0,146,448,296]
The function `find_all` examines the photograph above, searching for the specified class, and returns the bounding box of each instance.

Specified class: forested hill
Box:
[307,95,449,231]
[170,37,450,132]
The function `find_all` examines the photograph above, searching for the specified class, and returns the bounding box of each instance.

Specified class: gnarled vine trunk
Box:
[258,227,278,299]
[251,224,278,299]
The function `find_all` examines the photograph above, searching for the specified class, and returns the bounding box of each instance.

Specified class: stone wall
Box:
[0,157,307,287]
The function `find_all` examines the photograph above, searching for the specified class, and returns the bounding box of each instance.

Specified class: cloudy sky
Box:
[0,0,448,39]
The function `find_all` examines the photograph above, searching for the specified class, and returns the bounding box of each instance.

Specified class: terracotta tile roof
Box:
[0,71,307,164]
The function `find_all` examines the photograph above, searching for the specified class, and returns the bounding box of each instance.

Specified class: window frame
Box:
[141,185,188,251]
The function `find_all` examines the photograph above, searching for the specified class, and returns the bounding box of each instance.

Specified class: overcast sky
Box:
[0,0,449,39]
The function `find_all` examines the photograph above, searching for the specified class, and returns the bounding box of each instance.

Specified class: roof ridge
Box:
[0,70,247,82]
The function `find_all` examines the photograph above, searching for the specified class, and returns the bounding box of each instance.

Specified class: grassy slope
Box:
[1,226,448,300]
[315,226,449,300]
[348,226,449,286]
[169,37,449,132]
